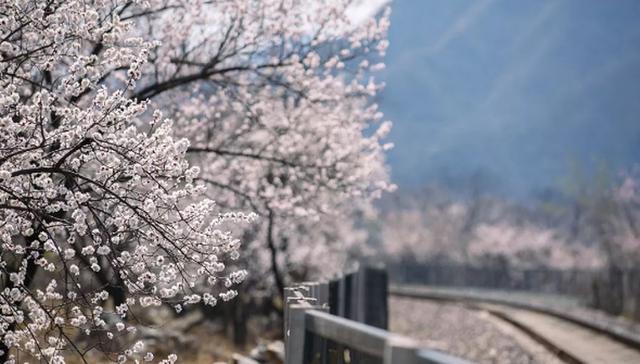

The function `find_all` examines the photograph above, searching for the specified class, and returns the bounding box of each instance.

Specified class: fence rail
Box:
[284,267,471,364]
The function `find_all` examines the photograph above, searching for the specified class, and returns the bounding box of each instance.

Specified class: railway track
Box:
[390,285,640,364]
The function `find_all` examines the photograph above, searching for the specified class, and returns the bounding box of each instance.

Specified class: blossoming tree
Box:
[378,188,604,270]
[124,0,393,296]
[0,0,258,362]
[1,0,392,361]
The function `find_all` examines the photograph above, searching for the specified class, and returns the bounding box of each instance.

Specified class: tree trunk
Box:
[232,297,248,346]
[266,209,285,312]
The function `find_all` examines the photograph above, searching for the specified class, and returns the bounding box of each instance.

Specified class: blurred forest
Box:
[366,166,640,321]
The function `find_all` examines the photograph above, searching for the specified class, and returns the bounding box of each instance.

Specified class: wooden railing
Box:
[283,267,470,364]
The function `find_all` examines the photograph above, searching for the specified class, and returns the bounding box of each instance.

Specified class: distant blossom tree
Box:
[378,189,604,270]
[1,0,392,361]
[610,174,640,266]
[381,203,467,263]
[128,0,394,293]
[562,167,640,269]
[468,222,603,269]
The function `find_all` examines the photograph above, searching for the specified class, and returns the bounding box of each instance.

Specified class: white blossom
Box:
[0,0,392,361]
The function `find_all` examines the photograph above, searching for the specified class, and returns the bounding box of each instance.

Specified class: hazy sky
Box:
[379,0,640,197]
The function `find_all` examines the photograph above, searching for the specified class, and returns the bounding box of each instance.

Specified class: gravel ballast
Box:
[389,296,563,364]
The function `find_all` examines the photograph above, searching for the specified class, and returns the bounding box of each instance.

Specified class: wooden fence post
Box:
[283,287,297,351]
[286,304,308,364]
[329,279,339,315]
[359,267,388,329]
[343,272,354,319]
[310,282,329,364]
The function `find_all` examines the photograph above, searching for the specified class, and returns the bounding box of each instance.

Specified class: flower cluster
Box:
[0,0,254,362]
[1,0,396,360]
[123,0,395,289]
